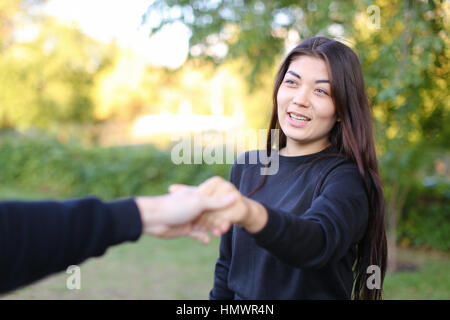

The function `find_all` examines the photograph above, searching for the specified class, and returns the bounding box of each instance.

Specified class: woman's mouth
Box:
[287,112,311,127]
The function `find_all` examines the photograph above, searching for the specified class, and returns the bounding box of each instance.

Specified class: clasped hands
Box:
[135,176,268,244]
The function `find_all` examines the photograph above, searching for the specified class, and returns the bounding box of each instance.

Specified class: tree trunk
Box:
[386,0,414,274]
[387,184,398,273]
[386,182,409,273]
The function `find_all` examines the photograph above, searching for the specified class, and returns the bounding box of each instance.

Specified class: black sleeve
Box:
[251,167,369,269]
[0,197,142,294]
[209,160,244,300]
[209,227,234,300]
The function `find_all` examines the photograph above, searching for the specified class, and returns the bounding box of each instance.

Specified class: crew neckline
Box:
[276,144,337,163]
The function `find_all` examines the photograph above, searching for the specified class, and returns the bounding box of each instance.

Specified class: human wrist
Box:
[135,196,164,229]
[242,198,268,234]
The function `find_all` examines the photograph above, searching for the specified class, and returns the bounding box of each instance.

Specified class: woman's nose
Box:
[292,87,310,107]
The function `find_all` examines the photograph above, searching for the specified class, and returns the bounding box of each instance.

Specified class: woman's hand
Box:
[135,186,236,243]
[169,176,268,236]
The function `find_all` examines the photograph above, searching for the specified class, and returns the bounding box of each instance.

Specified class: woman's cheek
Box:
[277,90,290,109]
[314,101,335,119]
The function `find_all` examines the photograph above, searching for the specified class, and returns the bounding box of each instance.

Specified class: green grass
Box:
[2,236,222,300]
[1,188,448,300]
[383,248,450,300]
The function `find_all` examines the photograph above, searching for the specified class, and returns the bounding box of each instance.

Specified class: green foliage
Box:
[398,178,450,251]
[0,133,231,200]
[143,0,356,85]
[0,3,116,130]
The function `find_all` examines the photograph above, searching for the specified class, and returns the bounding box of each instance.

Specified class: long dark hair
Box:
[250,37,387,300]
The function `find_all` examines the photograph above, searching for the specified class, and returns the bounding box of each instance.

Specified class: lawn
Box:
[383,247,450,300]
[2,236,221,300]
[0,189,448,300]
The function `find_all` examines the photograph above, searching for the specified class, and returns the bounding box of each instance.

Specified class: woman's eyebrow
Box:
[286,70,301,79]
[286,70,330,84]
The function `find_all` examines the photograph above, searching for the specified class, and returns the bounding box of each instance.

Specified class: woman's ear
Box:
[335,113,341,122]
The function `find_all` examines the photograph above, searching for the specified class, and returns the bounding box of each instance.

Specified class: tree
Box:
[355,0,449,271]
[0,0,46,51]
[0,3,116,131]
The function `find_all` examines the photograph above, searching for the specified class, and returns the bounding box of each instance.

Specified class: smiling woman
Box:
[277,56,338,156]
[205,36,388,300]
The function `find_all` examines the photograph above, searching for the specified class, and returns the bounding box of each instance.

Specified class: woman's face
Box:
[277,55,338,155]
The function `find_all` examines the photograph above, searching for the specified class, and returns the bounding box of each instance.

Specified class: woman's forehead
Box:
[287,55,329,80]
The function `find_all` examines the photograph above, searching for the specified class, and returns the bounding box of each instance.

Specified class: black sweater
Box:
[0,197,142,294]
[210,145,369,300]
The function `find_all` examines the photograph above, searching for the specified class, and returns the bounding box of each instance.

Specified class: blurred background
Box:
[0,0,448,299]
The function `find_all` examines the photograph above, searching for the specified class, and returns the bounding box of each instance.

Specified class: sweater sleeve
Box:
[209,227,234,300]
[0,197,142,294]
[251,167,369,269]
[209,160,245,300]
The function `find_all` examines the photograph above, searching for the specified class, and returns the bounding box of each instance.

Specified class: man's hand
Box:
[170,176,268,237]
[135,186,236,243]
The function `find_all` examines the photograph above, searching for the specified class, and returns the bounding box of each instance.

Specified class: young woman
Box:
[191,36,387,300]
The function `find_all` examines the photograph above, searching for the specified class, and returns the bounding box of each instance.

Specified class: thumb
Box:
[200,193,236,211]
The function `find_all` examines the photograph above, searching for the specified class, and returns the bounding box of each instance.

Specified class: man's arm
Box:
[0,197,140,294]
[0,188,235,295]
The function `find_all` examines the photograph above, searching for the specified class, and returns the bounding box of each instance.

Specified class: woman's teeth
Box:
[289,113,310,121]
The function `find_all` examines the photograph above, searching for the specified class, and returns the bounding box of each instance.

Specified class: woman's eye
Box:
[284,79,296,85]
[316,88,328,95]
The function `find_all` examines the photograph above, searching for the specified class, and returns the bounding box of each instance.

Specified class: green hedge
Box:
[0,133,231,200]
[0,133,448,250]
[398,179,450,251]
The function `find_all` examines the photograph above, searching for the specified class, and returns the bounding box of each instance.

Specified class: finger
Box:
[201,209,228,233]
[212,181,236,197]
[201,212,217,231]
[212,227,222,238]
[193,214,210,231]
[198,176,225,195]
[150,223,191,238]
[212,220,231,237]
[194,231,210,244]
[168,184,189,193]
[200,193,236,211]
[221,222,232,234]
[189,230,210,244]
[206,206,239,229]
[195,197,236,230]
